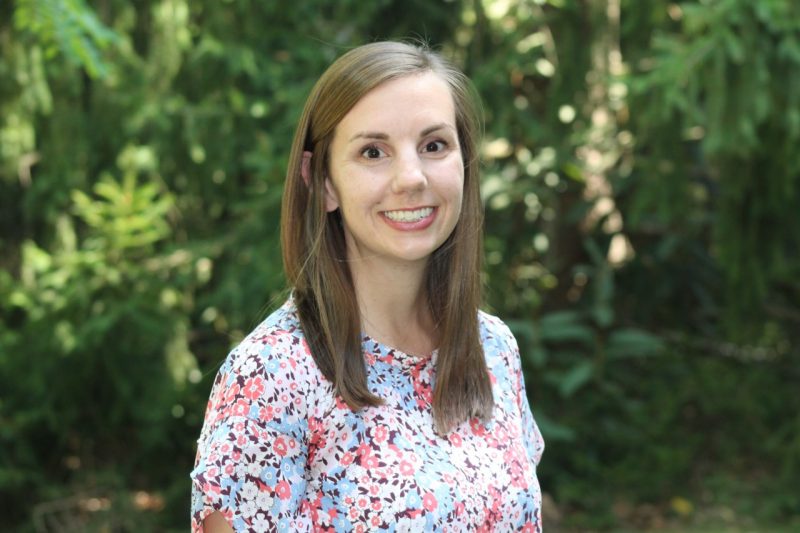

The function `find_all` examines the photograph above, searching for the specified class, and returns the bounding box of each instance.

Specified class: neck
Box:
[348,256,437,356]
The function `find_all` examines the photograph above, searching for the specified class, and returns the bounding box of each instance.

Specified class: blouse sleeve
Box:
[190,330,314,532]
[506,328,545,468]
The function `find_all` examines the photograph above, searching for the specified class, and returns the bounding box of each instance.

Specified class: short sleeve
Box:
[190,327,315,532]
[506,327,545,468]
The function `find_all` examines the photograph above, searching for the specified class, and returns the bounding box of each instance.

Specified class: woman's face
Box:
[325,72,464,268]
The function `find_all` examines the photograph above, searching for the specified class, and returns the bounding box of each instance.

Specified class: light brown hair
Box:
[280,41,493,433]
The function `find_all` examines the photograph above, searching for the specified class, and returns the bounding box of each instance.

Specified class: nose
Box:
[391,150,427,194]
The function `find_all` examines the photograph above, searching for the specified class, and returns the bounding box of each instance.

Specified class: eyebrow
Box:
[347,123,455,143]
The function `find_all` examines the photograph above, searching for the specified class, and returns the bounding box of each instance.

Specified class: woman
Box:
[191,41,544,532]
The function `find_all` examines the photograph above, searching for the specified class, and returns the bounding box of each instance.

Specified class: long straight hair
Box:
[280,41,493,433]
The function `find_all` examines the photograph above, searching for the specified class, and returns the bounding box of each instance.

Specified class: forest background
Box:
[1,0,799,531]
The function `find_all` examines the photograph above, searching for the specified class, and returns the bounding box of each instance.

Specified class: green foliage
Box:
[627,0,800,337]
[13,0,120,78]
[0,171,201,525]
[1,0,799,530]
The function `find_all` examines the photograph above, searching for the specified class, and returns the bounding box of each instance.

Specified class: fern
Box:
[13,0,120,78]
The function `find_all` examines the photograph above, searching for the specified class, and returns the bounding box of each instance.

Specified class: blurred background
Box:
[1,0,799,531]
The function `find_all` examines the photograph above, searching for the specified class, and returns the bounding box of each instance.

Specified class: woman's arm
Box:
[203,511,235,533]
[191,323,318,531]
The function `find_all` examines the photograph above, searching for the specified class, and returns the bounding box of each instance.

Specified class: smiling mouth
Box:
[382,207,434,223]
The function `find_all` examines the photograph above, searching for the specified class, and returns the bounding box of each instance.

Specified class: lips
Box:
[382,207,434,223]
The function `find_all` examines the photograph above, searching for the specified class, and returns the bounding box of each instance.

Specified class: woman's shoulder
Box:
[477,308,517,348]
[476,309,522,375]
[200,298,329,434]
[223,298,311,374]
[210,298,327,411]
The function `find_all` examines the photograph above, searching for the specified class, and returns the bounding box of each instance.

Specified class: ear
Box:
[323,176,340,212]
[300,151,313,186]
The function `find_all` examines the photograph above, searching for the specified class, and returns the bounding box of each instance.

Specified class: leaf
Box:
[722,28,745,64]
[538,311,595,346]
[13,0,121,79]
[606,328,665,359]
[559,360,594,397]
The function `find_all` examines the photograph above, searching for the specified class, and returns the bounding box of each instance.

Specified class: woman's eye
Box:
[423,140,447,153]
[361,146,384,159]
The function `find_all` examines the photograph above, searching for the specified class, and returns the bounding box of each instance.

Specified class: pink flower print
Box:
[273,437,288,457]
[414,382,432,407]
[399,461,414,476]
[363,454,379,469]
[469,418,486,436]
[355,524,366,533]
[371,500,382,511]
[521,522,538,533]
[223,382,240,405]
[275,480,291,500]
[231,399,250,418]
[357,496,369,510]
[242,376,265,400]
[495,426,508,442]
[349,506,360,520]
[356,443,370,458]
[449,432,463,447]
[489,486,502,513]
[421,385,432,403]
[371,515,381,527]
[423,492,438,512]
[259,405,274,422]
[506,452,527,487]
[340,451,354,466]
[371,425,388,444]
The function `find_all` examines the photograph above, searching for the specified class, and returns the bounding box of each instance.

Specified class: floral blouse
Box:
[191,298,544,532]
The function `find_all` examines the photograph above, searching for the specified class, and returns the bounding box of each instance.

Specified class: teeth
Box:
[384,207,433,222]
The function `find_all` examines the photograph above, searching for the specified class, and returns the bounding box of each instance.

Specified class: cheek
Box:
[334,179,378,216]
[441,160,465,206]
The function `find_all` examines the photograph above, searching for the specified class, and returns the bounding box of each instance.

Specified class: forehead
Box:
[335,72,456,136]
